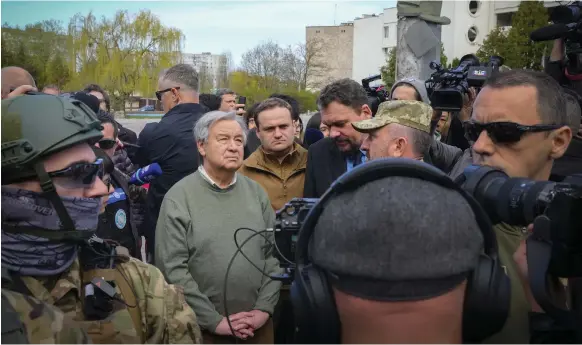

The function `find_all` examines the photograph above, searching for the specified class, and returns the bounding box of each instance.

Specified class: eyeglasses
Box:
[98,139,117,150]
[155,87,180,101]
[48,158,104,189]
[463,121,563,144]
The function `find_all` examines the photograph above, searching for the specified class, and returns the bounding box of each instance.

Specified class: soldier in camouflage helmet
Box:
[1,93,202,344]
[352,100,434,161]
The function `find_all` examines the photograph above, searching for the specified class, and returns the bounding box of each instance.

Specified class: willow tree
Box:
[66,10,183,110]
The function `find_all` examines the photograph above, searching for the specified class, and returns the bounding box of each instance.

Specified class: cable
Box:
[223,230,267,343]
[235,227,294,266]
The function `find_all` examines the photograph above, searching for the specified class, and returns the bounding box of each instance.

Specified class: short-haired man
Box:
[303,78,372,197]
[156,111,280,343]
[461,70,572,343]
[83,83,110,111]
[309,173,484,343]
[217,88,237,112]
[353,100,433,161]
[42,84,60,96]
[239,97,308,210]
[132,64,205,261]
[1,66,36,99]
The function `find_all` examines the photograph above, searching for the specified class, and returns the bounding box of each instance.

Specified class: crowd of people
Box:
[1,34,582,344]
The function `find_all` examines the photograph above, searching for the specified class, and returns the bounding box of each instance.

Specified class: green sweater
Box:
[155,171,281,332]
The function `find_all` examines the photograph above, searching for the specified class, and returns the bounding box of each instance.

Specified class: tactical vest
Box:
[99,184,137,257]
[6,243,145,344]
[1,292,28,344]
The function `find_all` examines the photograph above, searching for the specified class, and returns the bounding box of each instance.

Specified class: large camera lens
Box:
[462,165,556,225]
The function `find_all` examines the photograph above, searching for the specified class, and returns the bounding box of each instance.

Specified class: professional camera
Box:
[362,74,388,116]
[530,1,582,76]
[425,54,504,111]
[273,198,318,282]
[459,165,582,278]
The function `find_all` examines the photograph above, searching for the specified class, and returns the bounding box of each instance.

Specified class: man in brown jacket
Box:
[239,98,308,211]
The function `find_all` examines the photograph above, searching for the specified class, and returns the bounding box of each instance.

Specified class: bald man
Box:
[2,66,37,99]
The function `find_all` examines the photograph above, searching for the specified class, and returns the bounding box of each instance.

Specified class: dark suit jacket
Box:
[131,103,204,259]
[303,137,346,198]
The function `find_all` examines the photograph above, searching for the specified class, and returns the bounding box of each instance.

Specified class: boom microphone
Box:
[129,163,162,185]
[530,23,573,41]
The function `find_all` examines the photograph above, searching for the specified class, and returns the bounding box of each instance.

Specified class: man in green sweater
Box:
[155,111,281,344]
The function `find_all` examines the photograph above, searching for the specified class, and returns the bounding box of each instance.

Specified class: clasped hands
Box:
[214,309,269,340]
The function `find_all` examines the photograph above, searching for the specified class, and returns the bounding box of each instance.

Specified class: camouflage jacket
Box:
[2,289,91,343]
[19,258,202,344]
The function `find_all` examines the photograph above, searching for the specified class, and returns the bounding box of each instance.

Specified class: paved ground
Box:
[118,115,313,136]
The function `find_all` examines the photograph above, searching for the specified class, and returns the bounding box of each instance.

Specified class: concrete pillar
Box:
[396,18,442,81]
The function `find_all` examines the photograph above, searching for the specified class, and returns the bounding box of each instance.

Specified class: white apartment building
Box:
[181,52,228,90]
[350,0,560,83]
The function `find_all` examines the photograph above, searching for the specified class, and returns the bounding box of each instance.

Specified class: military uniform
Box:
[18,256,202,344]
[2,288,90,343]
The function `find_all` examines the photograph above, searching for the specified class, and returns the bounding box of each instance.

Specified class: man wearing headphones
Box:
[291,159,509,344]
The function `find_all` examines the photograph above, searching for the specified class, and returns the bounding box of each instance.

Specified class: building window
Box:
[341,29,345,33]
[382,47,388,55]
[384,26,389,38]
[467,26,478,43]
[469,0,480,15]
[316,30,320,33]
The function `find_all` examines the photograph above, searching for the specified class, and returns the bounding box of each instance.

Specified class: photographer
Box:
[290,159,510,343]
[545,38,582,97]
[465,70,572,342]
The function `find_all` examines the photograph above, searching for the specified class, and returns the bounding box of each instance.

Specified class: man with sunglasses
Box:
[1,94,202,344]
[446,70,572,343]
[96,112,145,261]
[132,64,205,262]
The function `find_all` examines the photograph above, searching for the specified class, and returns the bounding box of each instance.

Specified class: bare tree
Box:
[240,40,283,90]
[299,36,329,90]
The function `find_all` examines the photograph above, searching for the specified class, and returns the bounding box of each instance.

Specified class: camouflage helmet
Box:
[1,94,103,185]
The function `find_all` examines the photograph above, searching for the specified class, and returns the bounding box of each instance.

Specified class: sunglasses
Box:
[155,87,180,101]
[463,121,563,144]
[98,139,117,150]
[48,159,104,189]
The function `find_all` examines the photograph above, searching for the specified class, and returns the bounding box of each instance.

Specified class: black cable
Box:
[223,230,267,343]
[234,227,293,269]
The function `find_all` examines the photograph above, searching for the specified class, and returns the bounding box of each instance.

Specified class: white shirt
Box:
[198,165,237,189]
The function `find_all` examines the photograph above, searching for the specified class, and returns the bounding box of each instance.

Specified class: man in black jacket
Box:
[131,64,204,262]
[304,79,372,198]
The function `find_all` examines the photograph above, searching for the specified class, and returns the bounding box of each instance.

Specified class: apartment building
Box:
[305,22,354,90]
[181,52,229,90]
[308,0,561,87]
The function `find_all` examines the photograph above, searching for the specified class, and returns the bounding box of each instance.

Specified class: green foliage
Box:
[449,57,461,68]
[1,20,69,88]
[380,47,396,88]
[228,70,318,112]
[477,1,551,70]
[440,42,448,68]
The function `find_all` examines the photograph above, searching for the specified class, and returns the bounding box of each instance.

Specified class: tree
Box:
[477,1,551,70]
[66,10,183,110]
[380,47,396,87]
[240,40,283,90]
[297,37,329,90]
[440,42,448,68]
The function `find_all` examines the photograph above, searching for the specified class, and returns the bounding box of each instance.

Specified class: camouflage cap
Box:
[352,100,433,134]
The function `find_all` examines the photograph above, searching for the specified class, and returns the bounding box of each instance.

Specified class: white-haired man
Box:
[156,111,281,344]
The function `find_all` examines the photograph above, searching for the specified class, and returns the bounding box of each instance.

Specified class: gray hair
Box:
[216,88,235,98]
[563,90,581,134]
[194,111,248,144]
[159,64,199,92]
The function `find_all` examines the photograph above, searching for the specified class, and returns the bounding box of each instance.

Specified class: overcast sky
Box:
[2,0,396,66]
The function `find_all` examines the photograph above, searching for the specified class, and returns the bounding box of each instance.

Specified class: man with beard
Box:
[303,78,372,197]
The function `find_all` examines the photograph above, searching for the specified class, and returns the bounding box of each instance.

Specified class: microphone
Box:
[530,23,572,42]
[129,163,162,185]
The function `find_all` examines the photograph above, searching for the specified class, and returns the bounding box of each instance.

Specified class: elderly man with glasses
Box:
[156,111,281,344]
[132,64,205,262]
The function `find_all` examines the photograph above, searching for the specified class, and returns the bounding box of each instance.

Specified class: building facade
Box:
[180,52,229,90]
[305,23,354,90]
[313,0,560,87]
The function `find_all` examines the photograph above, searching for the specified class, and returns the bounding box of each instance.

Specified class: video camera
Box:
[459,165,582,278]
[425,54,504,111]
[273,198,318,283]
[362,74,388,116]
[530,1,582,76]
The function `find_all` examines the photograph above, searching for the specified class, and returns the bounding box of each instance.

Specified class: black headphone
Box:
[290,158,510,343]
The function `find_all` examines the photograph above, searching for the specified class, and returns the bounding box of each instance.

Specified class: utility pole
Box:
[334,3,338,25]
